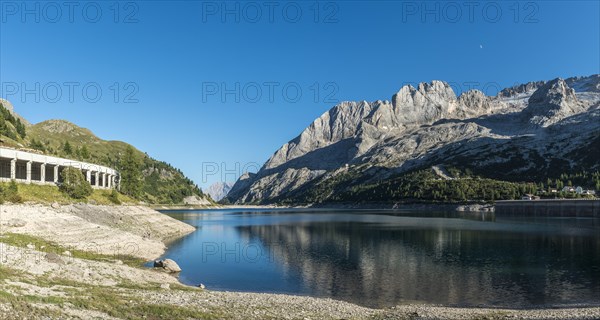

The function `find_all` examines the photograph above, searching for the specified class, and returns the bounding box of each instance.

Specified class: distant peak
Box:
[525,78,583,127]
[529,78,577,106]
[418,80,452,92]
[497,80,546,98]
[35,119,95,136]
[392,80,456,107]
[458,89,486,99]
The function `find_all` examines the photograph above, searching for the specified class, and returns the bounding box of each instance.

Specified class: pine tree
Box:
[15,118,26,138]
[30,139,46,152]
[60,167,92,199]
[80,145,90,159]
[63,141,73,155]
[119,146,143,198]
[0,112,7,137]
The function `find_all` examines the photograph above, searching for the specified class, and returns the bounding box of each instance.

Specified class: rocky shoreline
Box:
[153,201,498,212]
[307,202,495,212]
[0,203,598,319]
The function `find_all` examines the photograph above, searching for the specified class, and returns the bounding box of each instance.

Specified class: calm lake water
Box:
[158,209,600,308]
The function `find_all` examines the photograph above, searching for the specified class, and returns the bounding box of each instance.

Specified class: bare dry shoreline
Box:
[0,203,598,319]
[155,203,494,212]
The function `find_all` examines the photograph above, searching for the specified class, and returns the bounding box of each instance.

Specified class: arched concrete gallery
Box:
[0,147,119,189]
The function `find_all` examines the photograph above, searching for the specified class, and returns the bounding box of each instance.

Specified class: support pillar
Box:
[95,171,99,188]
[102,173,107,189]
[86,170,91,184]
[53,166,59,183]
[10,159,16,180]
[26,161,32,183]
[40,164,46,183]
[107,175,112,189]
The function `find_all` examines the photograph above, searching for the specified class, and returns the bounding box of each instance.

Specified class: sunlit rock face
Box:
[228,75,600,204]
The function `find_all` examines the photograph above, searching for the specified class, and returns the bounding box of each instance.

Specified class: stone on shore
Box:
[154,259,182,273]
[45,253,65,264]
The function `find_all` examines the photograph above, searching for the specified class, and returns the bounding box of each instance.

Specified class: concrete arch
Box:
[0,147,119,189]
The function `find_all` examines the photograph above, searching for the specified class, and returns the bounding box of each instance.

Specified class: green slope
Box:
[0,102,211,205]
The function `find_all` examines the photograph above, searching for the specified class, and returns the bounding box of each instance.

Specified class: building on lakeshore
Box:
[0,147,118,189]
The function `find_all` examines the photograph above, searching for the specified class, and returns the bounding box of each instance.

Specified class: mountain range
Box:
[227,75,600,205]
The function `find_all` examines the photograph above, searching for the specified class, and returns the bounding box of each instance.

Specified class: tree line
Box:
[0,103,26,140]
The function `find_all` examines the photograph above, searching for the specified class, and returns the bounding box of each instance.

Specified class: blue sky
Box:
[1,1,599,188]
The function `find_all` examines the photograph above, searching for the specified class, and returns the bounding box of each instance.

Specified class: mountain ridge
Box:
[228,74,600,204]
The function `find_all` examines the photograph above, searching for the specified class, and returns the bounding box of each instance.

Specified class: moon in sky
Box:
[480,44,483,49]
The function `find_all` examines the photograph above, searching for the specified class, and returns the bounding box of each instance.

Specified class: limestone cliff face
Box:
[229,75,600,204]
[525,78,585,127]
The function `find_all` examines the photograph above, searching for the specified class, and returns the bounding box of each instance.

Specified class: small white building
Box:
[562,186,575,193]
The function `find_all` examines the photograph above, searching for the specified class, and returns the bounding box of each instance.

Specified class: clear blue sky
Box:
[1,1,599,188]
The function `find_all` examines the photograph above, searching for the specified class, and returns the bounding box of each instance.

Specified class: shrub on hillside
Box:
[108,189,121,205]
[0,180,23,204]
[60,167,93,199]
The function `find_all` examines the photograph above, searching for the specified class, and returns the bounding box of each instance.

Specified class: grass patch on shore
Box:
[69,289,220,320]
[0,183,136,205]
[0,232,146,267]
[115,281,201,293]
[0,269,218,320]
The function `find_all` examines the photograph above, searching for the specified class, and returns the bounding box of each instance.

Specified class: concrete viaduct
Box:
[0,147,118,189]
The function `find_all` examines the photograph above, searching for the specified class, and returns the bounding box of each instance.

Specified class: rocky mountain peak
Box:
[497,80,546,98]
[456,90,495,118]
[205,181,234,201]
[458,89,488,105]
[391,80,457,125]
[392,81,456,108]
[565,74,600,93]
[37,119,95,136]
[529,78,577,106]
[0,98,31,126]
[228,74,599,205]
[525,78,583,127]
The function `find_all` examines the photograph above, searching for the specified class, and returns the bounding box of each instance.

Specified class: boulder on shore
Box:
[153,259,181,273]
[45,253,65,264]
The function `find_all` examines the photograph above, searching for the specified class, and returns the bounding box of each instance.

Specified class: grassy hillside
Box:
[0,182,136,205]
[0,102,211,205]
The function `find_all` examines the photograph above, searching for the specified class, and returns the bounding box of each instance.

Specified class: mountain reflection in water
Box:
[161,209,600,308]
